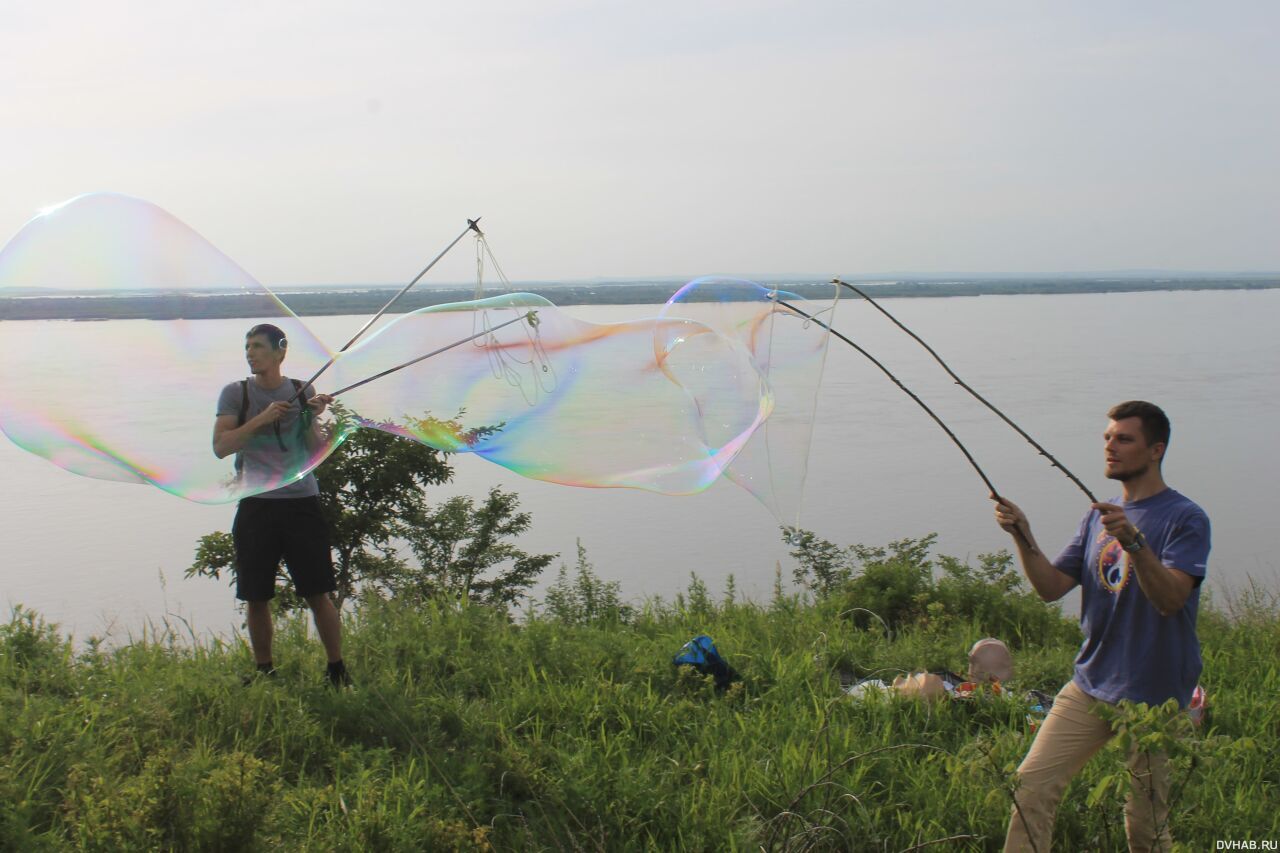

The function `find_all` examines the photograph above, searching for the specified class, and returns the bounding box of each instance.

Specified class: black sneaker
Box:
[242,664,277,686]
[326,660,354,689]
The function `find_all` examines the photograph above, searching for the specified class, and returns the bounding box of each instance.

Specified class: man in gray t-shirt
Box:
[212,323,351,687]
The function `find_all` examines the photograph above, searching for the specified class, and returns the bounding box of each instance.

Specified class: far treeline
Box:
[1,277,1277,321]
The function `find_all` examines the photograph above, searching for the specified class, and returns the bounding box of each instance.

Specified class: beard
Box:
[1106,462,1149,482]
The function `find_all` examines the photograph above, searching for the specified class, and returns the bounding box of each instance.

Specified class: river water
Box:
[2,289,1276,642]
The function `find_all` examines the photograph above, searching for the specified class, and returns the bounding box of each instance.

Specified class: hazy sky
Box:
[2,1,1277,285]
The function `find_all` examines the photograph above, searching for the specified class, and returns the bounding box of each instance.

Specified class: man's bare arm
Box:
[993,496,1078,602]
[212,404,289,459]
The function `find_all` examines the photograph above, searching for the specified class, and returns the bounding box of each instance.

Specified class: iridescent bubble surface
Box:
[0,194,836,519]
[657,277,837,525]
[0,193,336,501]
[328,291,781,498]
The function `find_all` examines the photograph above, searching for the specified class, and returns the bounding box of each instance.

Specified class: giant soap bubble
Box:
[0,193,837,520]
[328,291,772,496]
[656,277,837,525]
[0,193,336,501]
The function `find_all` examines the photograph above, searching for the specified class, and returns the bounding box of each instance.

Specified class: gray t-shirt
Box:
[216,377,321,499]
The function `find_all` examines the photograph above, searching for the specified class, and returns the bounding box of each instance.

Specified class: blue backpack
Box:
[673,635,740,692]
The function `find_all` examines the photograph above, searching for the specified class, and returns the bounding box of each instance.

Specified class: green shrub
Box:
[540,540,633,625]
[788,529,1078,645]
[933,552,1080,647]
[837,536,937,630]
[64,748,278,852]
[0,607,75,695]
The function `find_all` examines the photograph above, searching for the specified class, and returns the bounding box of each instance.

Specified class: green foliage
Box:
[395,486,557,608]
[0,607,74,695]
[541,540,632,625]
[787,529,1079,647]
[189,531,236,587]
[783,526,854,596]
[63,748,278,851]
[312,406,455,605]
[933,551,1079,647]
[6,558,1277,850]
[838,535,938,631]
[722,573,739,609]
[786,529,938,614]
[674,571,713,620]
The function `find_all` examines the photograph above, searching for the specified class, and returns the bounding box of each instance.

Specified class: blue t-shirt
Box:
[1052,488,1210,708]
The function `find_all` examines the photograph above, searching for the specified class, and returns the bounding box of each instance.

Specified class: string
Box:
[469,231,557,405]
[290,218,482,402]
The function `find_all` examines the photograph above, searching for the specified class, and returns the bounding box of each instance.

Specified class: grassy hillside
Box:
[2,557,1276,850]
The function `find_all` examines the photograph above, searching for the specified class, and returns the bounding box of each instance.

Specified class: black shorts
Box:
[232,496,336,601]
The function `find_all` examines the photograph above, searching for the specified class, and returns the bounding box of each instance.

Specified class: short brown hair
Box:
[246,323,287,350]
[1108,400,1170,449]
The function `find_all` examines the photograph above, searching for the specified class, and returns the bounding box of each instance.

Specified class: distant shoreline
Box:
[1,277,1276,321]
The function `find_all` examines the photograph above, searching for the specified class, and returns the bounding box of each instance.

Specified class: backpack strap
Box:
[234,380,250,477]
[289,378,315,443]
[239,378,308,426]
[236,379,311,476]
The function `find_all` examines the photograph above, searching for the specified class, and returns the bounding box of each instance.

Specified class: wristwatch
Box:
[1121,530,1146,554]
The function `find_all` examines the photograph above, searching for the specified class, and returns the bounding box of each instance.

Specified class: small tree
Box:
[783,526,855,598]
[314,417,454,604]
[394,486,557,608]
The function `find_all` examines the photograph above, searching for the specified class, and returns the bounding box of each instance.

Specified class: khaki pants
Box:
[1004,681,1172,852]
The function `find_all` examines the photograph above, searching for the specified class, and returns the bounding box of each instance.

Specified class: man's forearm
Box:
[214,423,254,458]
[1021,553,1071,602]
[1013,530,1074,602]
[213,415,269,458]
[1130,549,1192,615]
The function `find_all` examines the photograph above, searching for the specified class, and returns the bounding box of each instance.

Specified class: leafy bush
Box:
[788,529,1078,645]
[0,607,74,695]
[63,748,278,852]
[933,552,1081,647]
[837,536,938,631]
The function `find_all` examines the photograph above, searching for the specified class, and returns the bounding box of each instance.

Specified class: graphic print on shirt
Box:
[1095,529,1130,594]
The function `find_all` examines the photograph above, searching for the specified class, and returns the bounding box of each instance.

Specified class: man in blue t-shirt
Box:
[992,400,1210,852]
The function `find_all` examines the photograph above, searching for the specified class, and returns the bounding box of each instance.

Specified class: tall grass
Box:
[2,568,1277,851]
